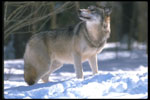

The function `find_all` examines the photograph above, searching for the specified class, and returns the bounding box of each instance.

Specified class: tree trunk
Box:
[32,3,38,34]
[50,2,57,29]
[121,2,134,50]
[136,2,148,43]
[75,2,80,10]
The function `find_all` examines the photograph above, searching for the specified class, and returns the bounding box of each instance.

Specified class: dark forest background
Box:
[4,1,148,60]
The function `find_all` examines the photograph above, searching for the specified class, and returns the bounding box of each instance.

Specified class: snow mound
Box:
[4,43,148,99]
[4,66,147,99]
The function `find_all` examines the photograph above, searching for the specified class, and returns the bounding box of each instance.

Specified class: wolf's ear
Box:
[104,6,112,16]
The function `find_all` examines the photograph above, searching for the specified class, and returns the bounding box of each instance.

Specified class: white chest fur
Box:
[86,21,101,40]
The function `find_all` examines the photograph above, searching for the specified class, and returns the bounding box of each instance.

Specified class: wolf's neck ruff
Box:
[83,22,107,48]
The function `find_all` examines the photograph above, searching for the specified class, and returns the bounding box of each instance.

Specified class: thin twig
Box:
[4,2,73,40]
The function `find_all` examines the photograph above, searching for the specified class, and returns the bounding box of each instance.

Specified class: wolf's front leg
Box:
[88,54,98,75]
[73,52,83,79]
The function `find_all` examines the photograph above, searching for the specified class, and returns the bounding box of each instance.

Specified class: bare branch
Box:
[4,2,73,40]
[4,3,44,36]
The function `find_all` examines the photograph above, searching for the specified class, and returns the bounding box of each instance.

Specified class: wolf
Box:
[24,5,112,85]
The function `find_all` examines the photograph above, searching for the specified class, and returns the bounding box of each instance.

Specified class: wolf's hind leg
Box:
[41,71,51,83]
[41,60,62,82]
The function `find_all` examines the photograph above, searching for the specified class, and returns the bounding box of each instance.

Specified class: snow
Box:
[4,43,148,99]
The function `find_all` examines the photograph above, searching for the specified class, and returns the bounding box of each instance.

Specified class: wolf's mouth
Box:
[79,15,91,20]
[78,9,92,20]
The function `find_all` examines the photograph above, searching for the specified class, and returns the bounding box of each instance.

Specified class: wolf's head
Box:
[78,5,112,24]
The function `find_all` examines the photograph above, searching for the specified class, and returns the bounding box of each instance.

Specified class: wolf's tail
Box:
[24,63,37,85]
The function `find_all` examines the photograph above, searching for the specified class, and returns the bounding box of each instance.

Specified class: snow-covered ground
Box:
[4,43,148,99]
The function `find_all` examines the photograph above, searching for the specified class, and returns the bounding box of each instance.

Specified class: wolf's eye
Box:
[90,9,95,11]
[91,10,96,13]
[88,6,96,11]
